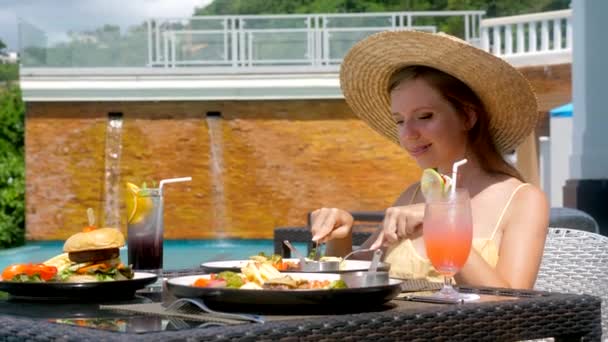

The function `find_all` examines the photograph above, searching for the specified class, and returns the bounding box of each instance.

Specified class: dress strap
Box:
[410,184,421,205]
[489,183,531,240]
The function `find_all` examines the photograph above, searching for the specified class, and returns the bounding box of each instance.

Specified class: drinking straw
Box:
[450,159,468,195]
[159,177,192,196]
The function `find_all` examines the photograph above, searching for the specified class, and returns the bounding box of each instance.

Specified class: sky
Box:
[0,0,213,51]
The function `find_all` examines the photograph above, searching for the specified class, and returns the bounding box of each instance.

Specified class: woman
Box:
[310,31,549,290]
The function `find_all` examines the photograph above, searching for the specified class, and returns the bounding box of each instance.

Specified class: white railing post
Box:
[155,19,162,65]
[566,17,573,50]
[321,15,329,65]
[492,26,502,55]
[306,16,314,66]
[239,19,246,67]
[516,23,525,53]
[231,17,238,67]
[223,18,229,64]
[505,24,513,55]
[163,31,169,68]
[481,27,490,51]
[464,14,471,42]
[171,32,176,68]
[541,20,550,52]
[553,18,562,50]
[247,31,253,67]
[147,19,153,66]
[529,22,537,53]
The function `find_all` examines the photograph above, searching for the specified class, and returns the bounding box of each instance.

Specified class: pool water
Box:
[0,240,309,272]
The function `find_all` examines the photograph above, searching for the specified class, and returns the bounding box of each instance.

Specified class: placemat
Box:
[99,302,247,325]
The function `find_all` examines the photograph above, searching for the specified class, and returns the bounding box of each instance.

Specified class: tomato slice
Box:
[32,264,58,281]
[193,278,210,287]
[2,264,28,280]
[193,277,227,288]
[1,263,57,281]
[272,261,288,271]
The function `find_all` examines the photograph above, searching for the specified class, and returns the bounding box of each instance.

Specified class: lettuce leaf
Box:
[10,274,43,282]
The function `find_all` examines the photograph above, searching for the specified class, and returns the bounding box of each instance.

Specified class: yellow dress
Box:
[384,184,529,281]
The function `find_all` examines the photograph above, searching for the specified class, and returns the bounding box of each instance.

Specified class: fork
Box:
[165,298,265,324]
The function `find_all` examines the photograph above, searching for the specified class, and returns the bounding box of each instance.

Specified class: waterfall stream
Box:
[206,115,226,237]
[102,113,123,227]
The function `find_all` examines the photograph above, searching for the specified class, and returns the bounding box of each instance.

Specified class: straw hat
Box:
[340,30,539,154]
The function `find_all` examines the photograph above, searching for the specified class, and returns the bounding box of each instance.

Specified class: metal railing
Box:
[19,11,484,71]
[480,9,572,57]
[153,12,483,68]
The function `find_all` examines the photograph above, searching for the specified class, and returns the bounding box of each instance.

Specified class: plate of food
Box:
[0,227,157,301]
[200,253,391,274]
[170,261,402,314]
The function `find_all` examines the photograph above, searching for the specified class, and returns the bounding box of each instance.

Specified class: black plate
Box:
[167,273,402,314]
[200,259,391,273]
[0,272,157,301]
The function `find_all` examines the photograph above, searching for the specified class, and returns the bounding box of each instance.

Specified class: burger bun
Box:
[63,227,125,253]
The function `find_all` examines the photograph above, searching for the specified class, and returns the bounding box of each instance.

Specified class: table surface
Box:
[0,270,602,342]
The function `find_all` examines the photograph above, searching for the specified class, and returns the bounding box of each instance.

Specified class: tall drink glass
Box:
[127,187,163,287]
[422,188,473,300]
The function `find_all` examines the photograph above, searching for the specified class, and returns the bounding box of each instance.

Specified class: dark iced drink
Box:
[127,188,163,272]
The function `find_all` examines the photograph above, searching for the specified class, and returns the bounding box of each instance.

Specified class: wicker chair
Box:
[535,227,608,336]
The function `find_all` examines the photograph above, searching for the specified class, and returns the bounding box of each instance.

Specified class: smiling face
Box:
[390,78,471,172]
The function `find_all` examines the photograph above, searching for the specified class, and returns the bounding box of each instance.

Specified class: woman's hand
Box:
[310,208,354,243]
[370,204,425,250]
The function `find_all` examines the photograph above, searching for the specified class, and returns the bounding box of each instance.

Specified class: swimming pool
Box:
[0,240,309,271]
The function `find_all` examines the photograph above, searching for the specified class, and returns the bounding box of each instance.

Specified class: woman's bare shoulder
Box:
[495,177,546,202]
[498,178,549,232]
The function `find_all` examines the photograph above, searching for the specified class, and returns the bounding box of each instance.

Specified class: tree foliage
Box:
[0,64,19,82]
[0,86,25,248]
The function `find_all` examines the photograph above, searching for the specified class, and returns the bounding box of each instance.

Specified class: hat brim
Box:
[339,30,539,154]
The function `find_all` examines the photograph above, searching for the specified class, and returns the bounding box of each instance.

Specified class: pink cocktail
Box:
[423,188,473,299]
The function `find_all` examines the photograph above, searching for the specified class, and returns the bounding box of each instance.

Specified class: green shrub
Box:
[0,86,25,248]
[0,64,19,82]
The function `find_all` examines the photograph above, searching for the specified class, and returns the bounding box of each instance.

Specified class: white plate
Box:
[200,258,390,273]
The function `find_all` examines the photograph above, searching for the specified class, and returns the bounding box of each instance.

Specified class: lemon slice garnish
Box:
[125,182,153,224]
[420,168,451,200]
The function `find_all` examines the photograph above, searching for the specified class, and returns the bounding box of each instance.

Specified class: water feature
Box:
[102,112,124,227]
[206,112,227,237]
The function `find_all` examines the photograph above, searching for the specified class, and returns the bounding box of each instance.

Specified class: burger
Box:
[44,228,134,282]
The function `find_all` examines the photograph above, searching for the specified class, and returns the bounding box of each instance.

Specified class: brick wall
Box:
[26,100,418,240]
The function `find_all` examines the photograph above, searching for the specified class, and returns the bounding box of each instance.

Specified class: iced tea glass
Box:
[128,187,163,289]
[422,188,473,300]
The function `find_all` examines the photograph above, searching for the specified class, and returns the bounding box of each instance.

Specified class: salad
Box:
[251,252,343,271]
[193,260,347,290]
